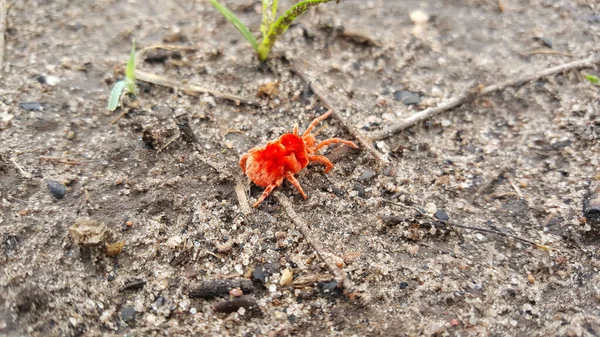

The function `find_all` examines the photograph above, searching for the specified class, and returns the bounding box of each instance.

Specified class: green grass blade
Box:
[108,80,126,111]
[258,0,337,61]
[260,0,279,37]
[585,74,599,85]
[271,0,278,21]
[125,39,136,94]
[210,0,259,51]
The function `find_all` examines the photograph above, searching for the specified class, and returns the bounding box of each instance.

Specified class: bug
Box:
[240,110,359,207]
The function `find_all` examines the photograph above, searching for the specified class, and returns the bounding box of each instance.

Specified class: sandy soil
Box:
[1,0,600,336]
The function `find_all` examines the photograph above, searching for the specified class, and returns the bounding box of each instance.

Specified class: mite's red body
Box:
[240,110,358,207]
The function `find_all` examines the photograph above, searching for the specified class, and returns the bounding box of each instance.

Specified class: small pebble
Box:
[121,307,136,323]
[189,307,197,315]
[280,268,293,287]
[424,202,437,214]
[358,169,376,181]
[399,282,409,289]
[353,183,366,198]
[393,90,421,105]
[229,288,243,297]
[216,242,232,253]
[409,9,430,24]
[46,179,66,199]
[252,266,266,284]
[19,102,43,111]
[44,75,61,86]
[434,209,449,221]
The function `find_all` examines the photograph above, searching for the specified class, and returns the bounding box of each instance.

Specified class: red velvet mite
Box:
[240,110,358,207]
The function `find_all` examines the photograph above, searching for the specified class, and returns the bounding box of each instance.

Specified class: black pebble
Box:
[357,169,376,181]
[121,307,136,323]
[533,36,553,48]
[46,180,66,199]
[331,186,345,197]
[434,209,450,221]
[119,279,146,292]
[319,281,343,298]
[252,266,266,284]
[353,183,366,198]
[399,282,409,289]
[393,90,421,105]
[19,102,43,111]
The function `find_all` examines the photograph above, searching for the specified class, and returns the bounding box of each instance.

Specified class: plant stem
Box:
[258,0,336,61]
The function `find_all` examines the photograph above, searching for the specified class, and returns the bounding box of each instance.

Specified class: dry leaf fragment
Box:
[257,81,280,98]
[280,268,293,287]
[106,241,125,257]
[69,218,107,245]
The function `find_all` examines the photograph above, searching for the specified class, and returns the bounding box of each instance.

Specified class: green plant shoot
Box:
[108,39,137,111]
[210,0,340,61]
[585,74,599,86]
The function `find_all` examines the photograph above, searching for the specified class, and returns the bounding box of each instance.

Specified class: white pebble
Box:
[409,10,430,24]
[45,75,61,86]
[424,202,437,214]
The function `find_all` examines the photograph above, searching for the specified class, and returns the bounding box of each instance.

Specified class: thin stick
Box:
[372,55,600,141]
[275,192,358,293]
[135,44,197,64]
[109,109,128,125]
[382,199,549,250]
[474,164,510,196]
[135,69,260,107]
[39,156,79,165]
[235,179,252,216]
[291,59,388,165]
[10,158,31,178]
[0,0,6,72]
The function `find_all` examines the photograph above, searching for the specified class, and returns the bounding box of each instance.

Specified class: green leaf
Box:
[108,80,126,111]
[585,74,599,85]
[125,39,137,94]
[210,0,259,51]
[258,0,336,61]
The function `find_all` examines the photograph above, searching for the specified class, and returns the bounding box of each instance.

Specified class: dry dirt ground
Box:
[2,0,600,336]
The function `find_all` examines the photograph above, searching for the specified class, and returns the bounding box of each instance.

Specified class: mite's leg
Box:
[285,172,307,199]
[314,138,358,152]
[303,110,333,136]
[308,154,334,173]
[253,176,284,207]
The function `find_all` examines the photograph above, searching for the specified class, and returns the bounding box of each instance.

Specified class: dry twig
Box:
[0,0,7,71]
[474,164,510,196]
[275,192,358,293]
[291,59,388,165]
[135,69,260,107]
[235,179,252,216]
[39,156,79,165]
[382,199,549,250]
[372,55,600,140]
[10,157,31,178]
